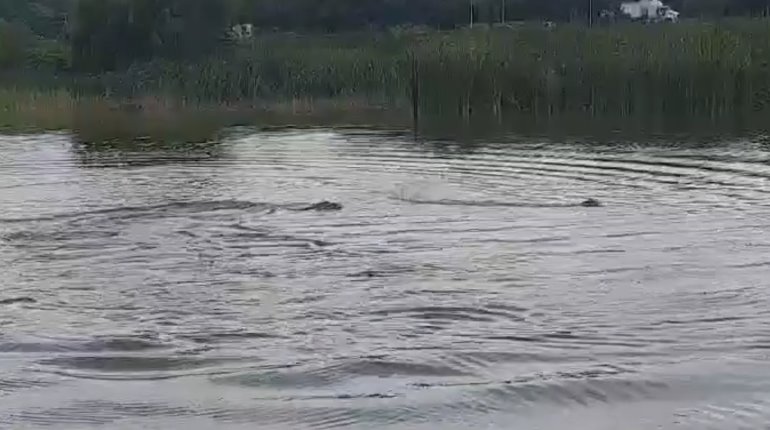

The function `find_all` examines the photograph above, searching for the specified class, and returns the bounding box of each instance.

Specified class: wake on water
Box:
[391,181,602,208]
[394,196,602,208]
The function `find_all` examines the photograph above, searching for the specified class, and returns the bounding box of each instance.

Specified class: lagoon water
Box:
[3,127,770,429]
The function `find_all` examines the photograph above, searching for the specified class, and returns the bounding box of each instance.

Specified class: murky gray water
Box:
[3,128,770,429]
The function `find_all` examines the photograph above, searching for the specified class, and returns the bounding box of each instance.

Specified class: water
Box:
[3,128,770,429]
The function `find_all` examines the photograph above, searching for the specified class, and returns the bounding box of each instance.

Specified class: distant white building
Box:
[620,0,679,22]
[229,23,254,40]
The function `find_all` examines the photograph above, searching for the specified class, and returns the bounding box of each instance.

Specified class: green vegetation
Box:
[0,88,74,131]
[410,20,770,120]
[2,0,770,135]
[78,20,770,121]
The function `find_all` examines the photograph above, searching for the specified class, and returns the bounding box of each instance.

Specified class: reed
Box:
[13,19,770,125]
[406,19,770,121]
[0,88,77,131]
[0,86,412,139]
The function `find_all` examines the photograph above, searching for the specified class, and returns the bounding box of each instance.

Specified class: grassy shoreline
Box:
[4,19,770,137]
[0,88,415,140]
[84,19,770,116]
[3,88,768,145]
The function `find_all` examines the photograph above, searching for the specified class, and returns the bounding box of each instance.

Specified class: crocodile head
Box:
[303,201,343,211]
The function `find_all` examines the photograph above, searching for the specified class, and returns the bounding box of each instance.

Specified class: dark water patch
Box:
[0,297,36,305]
[485,335,548,343]
[0,200,270,224]
[215,223,334,248]
[39,356,217,371]
[284,392,399,400]
[371,306,525,323]
[0,336,169,354]
[345,263,438,279]
[727,261,770,269]
[213,359,473,390]
[347,270,382,279]
[37,356,244,380]
[572,248,626,255]
[0,199,345,225]
[482,330,678,352]
[6,409,119,426]
[410,365,648,391]
[279,294,327,305]
[2,229,120,243]
[651,316,747,327]
[604,230,662,239]
[84,337,171,352]
[0,180,79,190]
[0,377,56,395]
[180,331,284,344]
[475,235,572,245]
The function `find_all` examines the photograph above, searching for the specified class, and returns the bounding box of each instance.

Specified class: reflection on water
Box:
[3,124,770,429]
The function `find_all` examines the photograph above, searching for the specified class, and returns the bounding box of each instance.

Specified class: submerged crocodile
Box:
[395,197,603,208]
[298,199,602,210]
[0,200,344,224]
[579,198,602,207]
[295,198,601,211]
[296,201,343,211]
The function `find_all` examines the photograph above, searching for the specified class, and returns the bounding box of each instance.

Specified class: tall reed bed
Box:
[59,18,770,121]
[86,33,413,107]
[0,88,76,131]
[412,19,770,120]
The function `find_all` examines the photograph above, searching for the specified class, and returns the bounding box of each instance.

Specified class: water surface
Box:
[2,128,770,429]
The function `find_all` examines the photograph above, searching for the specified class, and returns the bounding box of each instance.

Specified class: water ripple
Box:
[3,129,770,428]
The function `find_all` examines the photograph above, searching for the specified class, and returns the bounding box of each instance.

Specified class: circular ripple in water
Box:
[2,130,770,429]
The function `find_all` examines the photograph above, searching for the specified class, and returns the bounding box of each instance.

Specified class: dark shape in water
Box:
[299,201,343,211]
[396,196,602,209]
[348,270,379,278]
[0,297,36,305]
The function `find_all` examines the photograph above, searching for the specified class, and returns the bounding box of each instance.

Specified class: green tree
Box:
[0,20,31,68]
[0,0,73,39]
[71,0,230,72]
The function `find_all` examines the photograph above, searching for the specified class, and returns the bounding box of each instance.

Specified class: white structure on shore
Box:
[620,0,679,22]
[229,23,254,40]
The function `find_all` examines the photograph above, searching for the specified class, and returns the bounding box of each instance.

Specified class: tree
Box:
[0,0,73,39]
[0,20,32,69]
[71,0,230,72]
